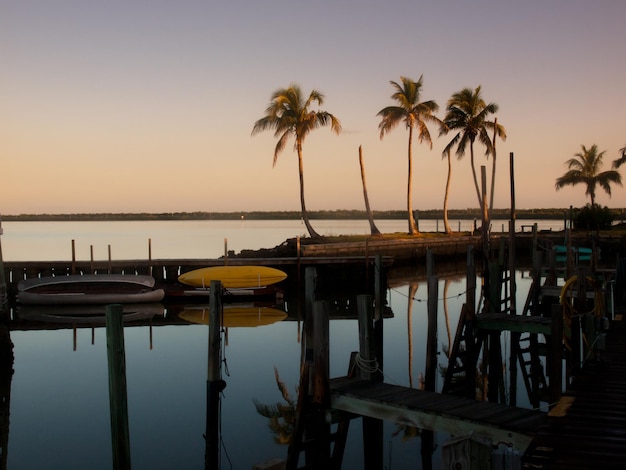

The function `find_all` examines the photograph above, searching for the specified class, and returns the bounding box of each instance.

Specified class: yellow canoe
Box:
[178,305,287,327]
[177,265,287,289]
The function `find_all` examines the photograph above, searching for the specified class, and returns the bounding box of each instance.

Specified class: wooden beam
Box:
[476,313,552,335]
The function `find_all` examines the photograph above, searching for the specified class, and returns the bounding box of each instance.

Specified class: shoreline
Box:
[3,207,626,222]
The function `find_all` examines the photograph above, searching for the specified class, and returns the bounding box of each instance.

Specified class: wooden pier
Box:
[330,377,545,450]
[522,316,626,469]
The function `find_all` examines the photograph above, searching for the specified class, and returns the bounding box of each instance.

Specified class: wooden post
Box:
[0,217,7,313]
[206,280,225,469]
[426,248,434,279]
[425,273,438,391]
[108,245,112,274]
[480,166,490,315]
[311,300,329,406]
[299,300,331,468]
[509,152,517,315]
[422,267,439,469]
[374,255,384,382]
[509,153,520,407]
[571,314,582,373]
[357,295,375,381]
[71,239,76,274]
[357,294,383,470]
[296,235,301,285]
[148,238,152,276]
[466,246,476,315]
[549,304,563,407]
[566,228,573,280]
[304,267,316,350]
[90,245,94,273]
[105,304,131,469]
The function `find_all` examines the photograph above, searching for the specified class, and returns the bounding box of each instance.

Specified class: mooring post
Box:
[357,295,375,381]
[71,239,76,274]
[105,304,131,470]
[0,217,7,313]
[304,267,317,353]
[422,263,439,469]
[148,238,152,277]
[90,245,95,274]
[311,300,329,406]
[374,255,384,382]
[466,246,476,315]
[206,280,225,469]
[425,269,438,391]
[357,294,383,470]
[549,303,563,406]
[287,300,330,469]
[108,245,112,274]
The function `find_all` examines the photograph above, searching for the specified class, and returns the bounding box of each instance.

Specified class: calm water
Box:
[0,220,550,469]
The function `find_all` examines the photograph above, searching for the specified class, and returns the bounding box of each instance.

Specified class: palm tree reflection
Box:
[253,367,296,445]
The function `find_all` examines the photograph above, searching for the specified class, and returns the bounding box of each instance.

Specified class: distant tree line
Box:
[3,208,625,222]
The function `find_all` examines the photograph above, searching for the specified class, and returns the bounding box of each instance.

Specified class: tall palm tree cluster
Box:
[252,79,621,238]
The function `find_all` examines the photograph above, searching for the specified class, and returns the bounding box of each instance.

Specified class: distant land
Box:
[3,208,626,222]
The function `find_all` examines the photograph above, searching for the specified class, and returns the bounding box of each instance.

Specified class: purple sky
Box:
[2,0,625,214]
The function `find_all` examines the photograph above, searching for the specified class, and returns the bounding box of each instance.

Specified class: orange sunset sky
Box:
[2,0,625,215]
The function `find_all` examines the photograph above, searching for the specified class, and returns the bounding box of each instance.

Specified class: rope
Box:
[354,353,379,375]
[390,286,468,303]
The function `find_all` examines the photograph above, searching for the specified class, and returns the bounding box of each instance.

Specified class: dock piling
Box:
[105,304,131,469]
[206,280,225,469]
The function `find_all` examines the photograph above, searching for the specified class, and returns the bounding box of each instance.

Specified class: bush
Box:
[573,204,615,230]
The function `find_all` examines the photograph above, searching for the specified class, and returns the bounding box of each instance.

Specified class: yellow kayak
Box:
[177,265,287,289]
[178,305,287,327]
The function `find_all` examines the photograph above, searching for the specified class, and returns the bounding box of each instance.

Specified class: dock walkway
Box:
[522,317,626,469]
[330,377,545,450]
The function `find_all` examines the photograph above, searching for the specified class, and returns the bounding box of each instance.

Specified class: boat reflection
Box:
[178,304,287,328]
[15,303,165,326]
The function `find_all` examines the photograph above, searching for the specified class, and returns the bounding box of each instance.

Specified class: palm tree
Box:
[377,76,442,235]
[358,146,382,236]
[613,145,626,169]
[555,144,622,207]
[252,84,342,238]
[441,86,505,224]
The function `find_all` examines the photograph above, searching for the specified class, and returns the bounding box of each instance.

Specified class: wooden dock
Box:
[300,235,481,258]
[330,377,545,450]
[521,316,626,469]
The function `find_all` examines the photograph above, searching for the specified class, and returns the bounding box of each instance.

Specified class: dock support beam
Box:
[105,304,131,469]
[358,294,383,469]
[206,280,226,469]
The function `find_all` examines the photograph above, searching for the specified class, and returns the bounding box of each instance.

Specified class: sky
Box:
[2,0,626,215]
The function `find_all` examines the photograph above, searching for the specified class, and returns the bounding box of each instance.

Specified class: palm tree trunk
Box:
[359,146,382,236]
[443,149,452,234]
[407,128,419,235]
[297,145,320,238]
[470,141,482,210]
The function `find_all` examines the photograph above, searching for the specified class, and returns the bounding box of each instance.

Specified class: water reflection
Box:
[4,262,542,469]
[0,322,13,470]
[253,367,296,446]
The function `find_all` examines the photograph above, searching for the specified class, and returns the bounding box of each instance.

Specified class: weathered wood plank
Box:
[476,313,552,334]
[330,379,545,451]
